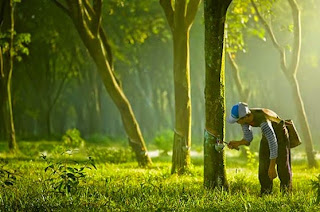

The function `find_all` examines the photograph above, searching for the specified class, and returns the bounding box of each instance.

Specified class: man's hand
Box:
[268,167,277,180]
[227,141,240,150]
[268,159,277,180]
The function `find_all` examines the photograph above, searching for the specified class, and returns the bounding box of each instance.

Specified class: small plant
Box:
[0,161,17,187]
[311,174,320,203]
[41,152,96,195]
[154,130,173,156]
[243,146,258,169]
[62,128,85,148]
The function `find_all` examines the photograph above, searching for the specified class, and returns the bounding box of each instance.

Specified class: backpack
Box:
[254,108,302,148]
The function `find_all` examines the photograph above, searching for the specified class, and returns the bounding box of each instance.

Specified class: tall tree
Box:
[251,0,318,168]
[204,0,232,189]
[0,0,17,151]
[160,0,201,175]
[52,0,152,166]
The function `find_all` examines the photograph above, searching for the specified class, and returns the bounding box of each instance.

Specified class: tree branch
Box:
[99,27,114,70]
[227,52,250,102]
[251,0,288,72]
[92,0,102,36]
[186,0,201,27]
[63,0,95,39]
[288,0,301,76]
[52,0,71,17]
[159,0,174,30]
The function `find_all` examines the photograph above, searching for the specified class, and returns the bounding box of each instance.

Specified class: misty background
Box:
[1,0,319,151]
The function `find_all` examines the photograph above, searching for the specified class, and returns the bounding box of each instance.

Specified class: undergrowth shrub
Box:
[243,146,258,169]
[62,129,85,149]
[41,151,96,195]
[154,130,173,156]
[0,160,17,187]
[87,147,135,163]
[311,174,320,203]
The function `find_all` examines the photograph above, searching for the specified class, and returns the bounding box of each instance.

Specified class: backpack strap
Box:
[261,108,282,124]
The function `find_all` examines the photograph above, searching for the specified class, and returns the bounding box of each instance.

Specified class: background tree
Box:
[160,0,201,175]
[51,0,152,166]
[204,0,232,189]
[0,0,29,151]
[251,0,318,167]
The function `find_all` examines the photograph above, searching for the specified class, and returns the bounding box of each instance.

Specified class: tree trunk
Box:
[289,76,317,167]
[0,79,8,140]
[7,0,17,151]
[0,0,17,151]
[160,0,201,175]
[53,1,152,166]
[73,22,151,167]
[171,30,192,174]
[88,70,102,135]
[204,0,232,189]
[251,0,317,167]
[85,39,152,166]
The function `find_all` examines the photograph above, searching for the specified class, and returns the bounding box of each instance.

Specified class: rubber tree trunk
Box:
[58,1,152,166]
[171,28,192,174]
[204,0,232,189]
[160,0,201,175]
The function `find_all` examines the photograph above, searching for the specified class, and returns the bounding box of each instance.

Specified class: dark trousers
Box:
[259,121,292,195]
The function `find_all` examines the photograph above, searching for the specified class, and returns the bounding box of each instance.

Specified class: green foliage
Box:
[226,0,260,54]
[243,146,258,169]
[62,129,85,149]
[153,130,173,156]
[0,31,31,61]
[0,160,17,187]
[311,174,320,203]
[41,153,96,195]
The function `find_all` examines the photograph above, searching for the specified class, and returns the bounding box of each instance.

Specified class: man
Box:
[227,102,292,195]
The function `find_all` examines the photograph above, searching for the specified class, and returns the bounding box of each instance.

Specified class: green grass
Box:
[0,141,319,211]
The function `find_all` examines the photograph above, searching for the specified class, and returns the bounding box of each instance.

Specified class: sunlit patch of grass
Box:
[0,142,319,211]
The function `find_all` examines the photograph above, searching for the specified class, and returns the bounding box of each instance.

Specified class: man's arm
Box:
[228,124,252,149]
[260,121,278,180]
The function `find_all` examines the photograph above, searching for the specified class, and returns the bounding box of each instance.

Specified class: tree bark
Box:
[160,0,201,175]
[204,0,232,189]
[171,28,192,174]
[53,1,152,166]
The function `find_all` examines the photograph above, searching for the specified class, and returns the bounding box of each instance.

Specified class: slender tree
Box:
[0,0,17,151]
[251,0,318,168]
[204,0,233,189]
[160,0,201,175]
[52,0,152,166]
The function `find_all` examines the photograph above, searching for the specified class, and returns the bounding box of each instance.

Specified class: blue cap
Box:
[227,102,250,123]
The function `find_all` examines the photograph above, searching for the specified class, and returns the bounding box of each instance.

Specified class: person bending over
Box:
[227,102,292,195]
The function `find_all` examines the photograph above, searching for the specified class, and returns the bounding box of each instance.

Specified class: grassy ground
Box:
[0,141,319,211]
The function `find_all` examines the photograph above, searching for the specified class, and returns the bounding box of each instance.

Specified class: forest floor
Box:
[0,141,319,211]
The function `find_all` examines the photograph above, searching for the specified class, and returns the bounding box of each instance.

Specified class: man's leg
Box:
[259,136,273,195]
[275,122,292,193]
